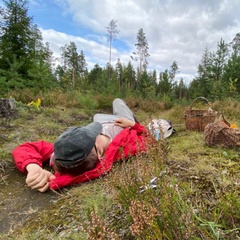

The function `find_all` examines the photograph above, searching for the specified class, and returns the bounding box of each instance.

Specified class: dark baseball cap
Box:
[54,122,102,167]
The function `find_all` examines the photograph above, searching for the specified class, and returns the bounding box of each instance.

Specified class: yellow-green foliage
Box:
[27,98,41,111]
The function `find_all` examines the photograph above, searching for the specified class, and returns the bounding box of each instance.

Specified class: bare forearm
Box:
[114,118,135,128]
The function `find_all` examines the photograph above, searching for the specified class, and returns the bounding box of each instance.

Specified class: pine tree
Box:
[88,64,103,90]
[123,61,136,90]
[115,58,123,89]
[222,34,240,97]
[194,47,212,98]
[169,61,179,81]
[209,39,229,99]
[230,32,240,55]
[131,28,150,78]
[59,42,87,88]
[158,70,172,97]
[106,19,119,76]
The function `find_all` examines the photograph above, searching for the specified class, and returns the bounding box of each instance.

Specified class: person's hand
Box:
[26,163,56,192]
[114,117,135,128]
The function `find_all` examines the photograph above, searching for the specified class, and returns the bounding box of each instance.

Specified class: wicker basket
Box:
[184,97,218,132]
[204,115,240,148]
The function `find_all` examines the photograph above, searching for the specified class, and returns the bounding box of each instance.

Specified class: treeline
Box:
[1,0,240,103]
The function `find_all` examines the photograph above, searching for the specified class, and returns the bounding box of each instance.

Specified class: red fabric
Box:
[12,123,148,190]
[12,141,54,173]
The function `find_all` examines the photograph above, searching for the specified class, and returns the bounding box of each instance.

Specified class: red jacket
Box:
[12,123,148,190]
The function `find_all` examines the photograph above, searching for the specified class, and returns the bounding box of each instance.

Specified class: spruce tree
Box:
[0,0,52,92]
[0,0,33,75]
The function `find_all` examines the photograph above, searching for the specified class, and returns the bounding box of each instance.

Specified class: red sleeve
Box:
[12,141,54,173]
[131,122,149,135]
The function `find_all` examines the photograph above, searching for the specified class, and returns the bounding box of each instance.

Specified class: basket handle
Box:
[190,97,210,110]
[217,114,230,127]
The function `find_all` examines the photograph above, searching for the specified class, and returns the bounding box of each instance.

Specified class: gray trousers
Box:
[93,98,136,123]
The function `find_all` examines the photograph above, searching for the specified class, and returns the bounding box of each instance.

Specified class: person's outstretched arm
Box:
[12,141,55,192]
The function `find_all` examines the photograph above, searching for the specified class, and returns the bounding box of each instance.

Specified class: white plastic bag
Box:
[147,119,173,140]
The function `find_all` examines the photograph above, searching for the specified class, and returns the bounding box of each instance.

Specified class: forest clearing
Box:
[0,93,239,239]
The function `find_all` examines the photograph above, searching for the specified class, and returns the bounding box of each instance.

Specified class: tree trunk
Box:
[0,98,17,118]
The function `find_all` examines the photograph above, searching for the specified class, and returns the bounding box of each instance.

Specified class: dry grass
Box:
[0,93,239,239]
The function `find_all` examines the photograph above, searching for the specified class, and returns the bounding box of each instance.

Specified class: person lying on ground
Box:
[12,98,149,192]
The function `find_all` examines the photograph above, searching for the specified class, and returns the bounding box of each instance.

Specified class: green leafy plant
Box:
[222,150,238,160]
[27,98,41,111]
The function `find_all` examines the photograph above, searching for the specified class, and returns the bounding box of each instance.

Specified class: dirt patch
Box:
[0,164,57,234]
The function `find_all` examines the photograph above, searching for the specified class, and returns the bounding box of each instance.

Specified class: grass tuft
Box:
[0,91,239,239]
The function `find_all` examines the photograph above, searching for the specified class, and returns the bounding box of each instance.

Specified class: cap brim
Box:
[85,122,102,138]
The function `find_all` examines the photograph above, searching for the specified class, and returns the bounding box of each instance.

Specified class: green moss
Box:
[1,96,240,239]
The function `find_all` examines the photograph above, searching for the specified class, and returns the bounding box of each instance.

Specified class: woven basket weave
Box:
[204,115,240,148]
[184,97,218,132]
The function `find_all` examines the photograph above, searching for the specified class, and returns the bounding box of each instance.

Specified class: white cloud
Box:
[38,0,240,81]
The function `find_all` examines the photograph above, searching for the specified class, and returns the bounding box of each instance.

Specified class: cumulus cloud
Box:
[33,0,240,82]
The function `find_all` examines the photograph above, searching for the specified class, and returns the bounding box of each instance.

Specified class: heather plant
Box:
[102,139,203,239]
[84,210,120,240]
[88,128,239,239]
[1,94,240,239]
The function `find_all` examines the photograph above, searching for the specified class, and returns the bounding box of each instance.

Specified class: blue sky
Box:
[3,0,240,83]
[29,1,84,36]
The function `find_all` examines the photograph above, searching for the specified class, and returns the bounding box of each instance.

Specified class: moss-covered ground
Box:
[0,94,239,239]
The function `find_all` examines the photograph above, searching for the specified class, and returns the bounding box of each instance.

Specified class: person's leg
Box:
[112,98,138,122]
[93,113,117,123]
